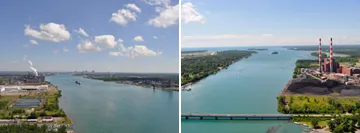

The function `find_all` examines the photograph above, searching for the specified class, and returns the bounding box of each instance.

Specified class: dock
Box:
[181,113,293,120]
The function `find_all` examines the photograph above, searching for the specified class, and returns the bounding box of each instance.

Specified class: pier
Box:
[181,113,293,120]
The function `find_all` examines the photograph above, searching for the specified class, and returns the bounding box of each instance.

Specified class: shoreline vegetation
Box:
[75,73,179,92]
[181,50,257,85]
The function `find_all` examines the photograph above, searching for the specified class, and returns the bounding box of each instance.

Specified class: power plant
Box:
[318,38,360,81]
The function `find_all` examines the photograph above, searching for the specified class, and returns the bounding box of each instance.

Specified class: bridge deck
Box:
[181,113,293,117]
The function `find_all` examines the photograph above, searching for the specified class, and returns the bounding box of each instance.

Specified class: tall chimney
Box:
[319,38,322,74]
[330,38,333,73]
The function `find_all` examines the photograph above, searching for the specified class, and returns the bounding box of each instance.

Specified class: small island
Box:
[248,48,268,51]
[271,51,279,54]
[181,50,257,86]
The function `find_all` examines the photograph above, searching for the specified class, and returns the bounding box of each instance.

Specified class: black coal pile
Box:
[286,78,360,96]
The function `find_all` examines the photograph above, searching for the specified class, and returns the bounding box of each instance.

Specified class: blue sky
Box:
[0,0,179,73]
[182,0,360,47]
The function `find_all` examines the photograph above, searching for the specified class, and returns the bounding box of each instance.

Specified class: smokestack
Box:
[330,38,333,73]
[319,38,322,74]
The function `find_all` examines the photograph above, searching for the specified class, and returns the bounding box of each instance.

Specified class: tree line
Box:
[278,96,360,114]
[181,50,256,85]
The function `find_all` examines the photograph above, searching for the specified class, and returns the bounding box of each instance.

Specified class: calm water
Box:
[46,75,179,133]
[182,47,315,133]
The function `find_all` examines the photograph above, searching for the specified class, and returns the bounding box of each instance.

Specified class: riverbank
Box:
[113,81,179,91]
[181,50,257,86]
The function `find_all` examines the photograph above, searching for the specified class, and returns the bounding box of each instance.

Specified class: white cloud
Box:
[63,47,69,52]
[74,28,89,37]
[110,9,137,26]
[133,36,144,41]
[94,35,117,48]
[153,36,158,39]
[126,4,141,13]
[77,40,101,53]
[110,42,161,58]
[29,40,38,45]
[182,2,205,24]
[144,0,170,5]
[182,34,360,47]
[148,4,179,28]
[24,23,71,42]
[109,52,123,56]
[53,50,59,54]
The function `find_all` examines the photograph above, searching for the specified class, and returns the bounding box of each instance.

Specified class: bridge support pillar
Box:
[200,117,203,120]
[230,117,232,120]
[245,117,248,120]
[261,117,263,120]
[185,117,188,120]
[215,117,218,120]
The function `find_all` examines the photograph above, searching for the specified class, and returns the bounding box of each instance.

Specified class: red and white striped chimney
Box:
[319,38,322,73]
[330,38,333,73]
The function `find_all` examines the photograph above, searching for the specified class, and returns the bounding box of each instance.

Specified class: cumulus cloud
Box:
[24,23,71,42]
[148,4,179,28]
[29,40,38,45]
[94,35,117,48]
[74,28,89,37]
[110,41,161,58]
[182,34,360,47]
[63,47,69,52]
[110,9,137,26]
[133,36,144,42]
[144,0,170,5]
[153,36,158,39]
[77,40,101,53]
[126,4,141,12]
[182,2,205,23]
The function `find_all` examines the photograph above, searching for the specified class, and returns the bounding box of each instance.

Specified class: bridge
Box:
[181,113,293,120]
[181,113,336,120]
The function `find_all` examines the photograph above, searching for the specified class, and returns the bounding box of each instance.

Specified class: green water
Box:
[181,47,314,133]
[46,75,179,133]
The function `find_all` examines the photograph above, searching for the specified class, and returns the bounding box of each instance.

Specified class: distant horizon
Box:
[0,70,178,74]
[181,44,360,49]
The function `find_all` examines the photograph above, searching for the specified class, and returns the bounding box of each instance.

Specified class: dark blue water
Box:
[182,47,314,133]
[46,74,179,133]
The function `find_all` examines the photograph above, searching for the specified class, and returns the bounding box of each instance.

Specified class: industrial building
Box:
[0,85,48,92]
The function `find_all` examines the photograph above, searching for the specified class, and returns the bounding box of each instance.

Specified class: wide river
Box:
[46,75,179,133]
[182,47,315,133]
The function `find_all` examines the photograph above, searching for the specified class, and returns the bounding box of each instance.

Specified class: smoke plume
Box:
[28,60,38,76]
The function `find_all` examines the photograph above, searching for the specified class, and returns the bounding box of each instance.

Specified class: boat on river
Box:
[75,81,81,85]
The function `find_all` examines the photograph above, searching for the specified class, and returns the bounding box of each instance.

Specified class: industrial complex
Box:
[307,38,360,85]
